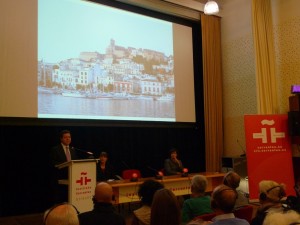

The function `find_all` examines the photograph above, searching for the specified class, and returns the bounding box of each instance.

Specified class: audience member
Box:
[44,203,79,225]
[78,182,125,225]
[295,178,300,199]
[286,178,300,213]
[96,151,117,181]
[262,210,300,225]
[164,148,184,175]
[131,179,164,225]
[223,171,249,208]
[150,188,181,225]
[210,184,249,224]
[250,180,286,225]
[182,175,213,224]
[49,129,79,203]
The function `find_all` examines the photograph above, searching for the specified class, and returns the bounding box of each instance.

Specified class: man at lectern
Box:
[49,129,79,167]
[49,129,79,204]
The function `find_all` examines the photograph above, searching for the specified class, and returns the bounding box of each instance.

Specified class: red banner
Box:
[244,114,295,200]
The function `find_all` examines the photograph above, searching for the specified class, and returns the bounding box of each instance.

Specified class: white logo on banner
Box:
[252,119,285,143]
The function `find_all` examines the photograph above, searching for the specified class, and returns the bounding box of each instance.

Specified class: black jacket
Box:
[96,162,117,181]
[49,144,78,167]
[49,144,78,180]
[79,202,125,225]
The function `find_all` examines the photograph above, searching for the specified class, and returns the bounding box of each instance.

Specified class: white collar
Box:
[212,213,235,221]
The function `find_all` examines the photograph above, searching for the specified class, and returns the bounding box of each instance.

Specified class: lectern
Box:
[56,159,97,213]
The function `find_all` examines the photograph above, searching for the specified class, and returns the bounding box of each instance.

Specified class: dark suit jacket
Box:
[96,162,117,181]
[49,144,78,180]
[164,158,183,175]
[79,202,125,225]
[49,144,78,167]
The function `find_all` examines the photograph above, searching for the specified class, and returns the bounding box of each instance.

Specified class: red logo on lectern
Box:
[76,172,91,186]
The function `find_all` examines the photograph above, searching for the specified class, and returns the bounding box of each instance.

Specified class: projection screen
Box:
[0,0,197,123]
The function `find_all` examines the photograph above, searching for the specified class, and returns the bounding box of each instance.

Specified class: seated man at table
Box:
[164,148,184,176]
[78,182,125,225]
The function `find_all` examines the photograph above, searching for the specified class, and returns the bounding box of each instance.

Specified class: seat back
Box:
[193,212,216,222]
[233,205,254,223]
[122,169,141,179]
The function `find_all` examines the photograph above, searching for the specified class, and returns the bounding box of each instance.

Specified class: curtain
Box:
[252,0,278,114]
[201,14,223,172]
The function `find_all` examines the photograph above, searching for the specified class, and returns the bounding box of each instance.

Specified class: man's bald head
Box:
[44,204,79,225]
[211,184,237,213]
[94,182,113,203]
[223,171,241,189]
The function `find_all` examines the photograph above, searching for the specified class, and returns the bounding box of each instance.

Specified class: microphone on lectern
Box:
[181,168,189,177]
[121,161,131,169]
[147,166,163,180]
[130,172,139,182]
[71,147,94,158]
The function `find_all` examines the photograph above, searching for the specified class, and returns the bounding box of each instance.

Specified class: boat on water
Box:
[38,86,62,94]
[95,93,112,99]
[85,92,98,99]
[134,95,154,100]
[112,93,132,100]
[61,91,86,98]
[156,95,175,101]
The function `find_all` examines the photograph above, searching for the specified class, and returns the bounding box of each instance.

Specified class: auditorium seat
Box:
[122,169,141,180]
[233,204,254,223]
[192,212,217,222]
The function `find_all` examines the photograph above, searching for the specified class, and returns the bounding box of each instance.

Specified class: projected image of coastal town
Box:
[38,0,175,121]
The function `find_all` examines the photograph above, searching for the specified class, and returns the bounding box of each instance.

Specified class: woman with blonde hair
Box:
[251,180,286,225]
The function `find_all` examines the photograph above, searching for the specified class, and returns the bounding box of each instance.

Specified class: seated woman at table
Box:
[131,179,164,225]
[164,148,184,176]
[96,151,117,181]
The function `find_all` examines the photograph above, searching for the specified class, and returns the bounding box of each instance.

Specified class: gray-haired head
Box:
[191,175,208,193]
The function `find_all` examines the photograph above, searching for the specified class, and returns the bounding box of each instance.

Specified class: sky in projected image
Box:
[38,0,173,62]
[38,0,176,121]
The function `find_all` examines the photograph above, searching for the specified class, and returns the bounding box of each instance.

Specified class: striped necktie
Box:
[65,146,71,161]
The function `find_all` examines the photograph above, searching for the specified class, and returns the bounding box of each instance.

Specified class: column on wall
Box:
[201,14,223,172]
[251,0,278,114]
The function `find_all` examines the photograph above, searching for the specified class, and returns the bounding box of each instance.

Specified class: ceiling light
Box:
[204,1,219,15]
